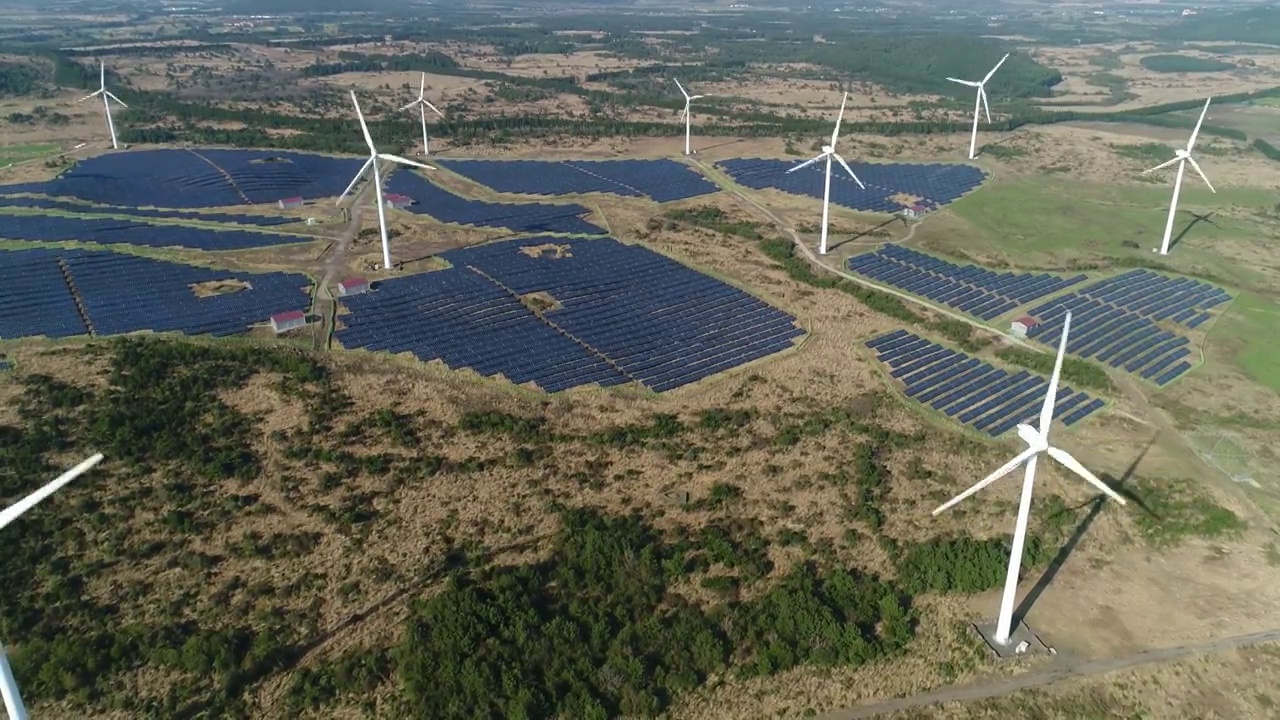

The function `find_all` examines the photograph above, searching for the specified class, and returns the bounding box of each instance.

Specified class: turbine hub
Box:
[1176,148,1190,158]
[821,145,834,154]
[1015,423,1049,452]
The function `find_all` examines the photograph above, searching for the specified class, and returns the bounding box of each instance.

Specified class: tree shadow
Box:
[695,138,747,153]
[1168,210,1218,252]
[828,216,907,252]
[1013,434,1161,626]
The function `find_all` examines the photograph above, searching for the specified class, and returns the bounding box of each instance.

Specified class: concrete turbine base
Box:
[973,619,1051,660]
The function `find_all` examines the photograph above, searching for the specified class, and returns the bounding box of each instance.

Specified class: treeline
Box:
[1254,138,1280,162]
[58,43,235,58]
[0,62,43,96]
[301,50,460,77]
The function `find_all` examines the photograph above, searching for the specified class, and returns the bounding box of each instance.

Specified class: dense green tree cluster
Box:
[1138,54,1235,74]
[0,62,43,96]
[1162,6,1280,45]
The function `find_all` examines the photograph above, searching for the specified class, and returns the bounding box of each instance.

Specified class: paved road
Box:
[818,627,1280,719]
[312,179,371,350]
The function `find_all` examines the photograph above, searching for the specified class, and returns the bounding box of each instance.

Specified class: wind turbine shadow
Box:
[827,216,905,252]
[1013,434,1161,626]
[1168,210,1218,252]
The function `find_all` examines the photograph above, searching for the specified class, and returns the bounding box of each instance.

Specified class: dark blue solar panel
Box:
[386,170,605,236]
[0,212,310,250]
[438,159,718,203]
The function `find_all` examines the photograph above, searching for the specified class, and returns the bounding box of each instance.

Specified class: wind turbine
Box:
[338,91,434,271]
[400,73,445,157]
[788,92,865,256]
[1143,97,1215,256]
[947,53,1009,160]
[931,311,1126,647]
[673,78,705,156]
[2,453,105,720]
[78,62,127,150]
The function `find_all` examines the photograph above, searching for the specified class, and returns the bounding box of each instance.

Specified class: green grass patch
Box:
[0,142,59,166]
[1254,138,1280,162]
[995,347,1114,393]
[976,144,1025,159]
[663,205,763,240]
[1139,55,1235,73]
[1210,291,1280,394]
[1109,142,1173,164]
[757,239,923,323]
[1130,478,1247,547]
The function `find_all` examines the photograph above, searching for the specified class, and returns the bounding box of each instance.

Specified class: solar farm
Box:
[0,212,312,250]
[0,248,312,339]
[436,159,720,202]
[0,196,302,227]
[385,171,607,236]
[1022,269,1232,386]
[716,159,986,214]
[335,236,804,393]
[848,245,1089,321]
[866,330,1105,436]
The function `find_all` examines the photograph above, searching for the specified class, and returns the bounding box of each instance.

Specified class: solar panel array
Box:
[0,195,302,227]
[866,330,1105,436]
[1074,269,1231,331]
[437,159,719,203]
[716,159,986,213]
[336,237,803,393]
[848,245,1088,321]
[0,212,311,250]
[385,171,606,236]
[0,248,312,339]
[1025,293,1196,386]
[0,149,365,208]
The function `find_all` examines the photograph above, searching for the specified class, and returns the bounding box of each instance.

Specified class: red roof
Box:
[1015,315,1039,327]
[272,310,305,322]
[340,277,369,288]
[383,193,413,203]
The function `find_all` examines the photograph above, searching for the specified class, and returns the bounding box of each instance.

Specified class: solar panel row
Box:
[865,329,1104,435]
[1073,268,1231,331]
[0,212,312,251]
[0,149,365,209]
[0,195,302,227]
[384,171,606,236]
[1025,293,1193,386]
[716,159,986,213]
[438,159,719,203]
[336,237,804,394]
[847,245,1087,321]
[0,248,312,339]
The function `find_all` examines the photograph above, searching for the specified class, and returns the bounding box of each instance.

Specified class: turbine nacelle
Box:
[820,144,834,155]
[1015,423,1048,452]
[1175,148,1191,159]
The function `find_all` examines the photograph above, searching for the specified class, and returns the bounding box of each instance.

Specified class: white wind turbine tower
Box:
[672,78,706,156]
[947,53,1009,160]
[788,92,865,256]
[1143,97,1215,256]
[400,73,446,157]
[78,62,127,150]
[2,453,105,720]
[338,91,434,271]
[932,311,1126,647]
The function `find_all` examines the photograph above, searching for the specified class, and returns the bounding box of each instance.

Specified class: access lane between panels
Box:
[1025,291,1197,385]
[847,245,1087,321]
[385,171,606,236]
[865,330,1104,436]
[716,158,987,213]
[0,248,312,339]
[337,237,804,394]
[0,212,313,250]
[0,196,302,226]
[436,159,719,203]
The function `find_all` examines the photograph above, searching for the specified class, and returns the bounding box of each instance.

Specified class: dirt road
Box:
[818,627,1280,718]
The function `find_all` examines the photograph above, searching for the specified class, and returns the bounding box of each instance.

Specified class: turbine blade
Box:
[947,78,981,87]
[105,91,126,108]
[1046,446,1127,505]
[0,454,105,531]
[399,100,419,112]
[1040,310,1071,434]
[1186,155,1215,193]
[351,91,375,152]
[420,72,426,97]
[379,153,435,170]
[830,91,848,147]
[1188,96,1211,151]
[422,99,445,118]
[673,77,689,99]
[832,153,865,189]
[932,446,1039,515]
[786,155,824,174]
[980,87,991,124]
[337,156,373,203]
[100,61,105,89]
[78,89,103,102]
[1142,156,1182,174]
[689,95,706,100]
[983,53,1011,84]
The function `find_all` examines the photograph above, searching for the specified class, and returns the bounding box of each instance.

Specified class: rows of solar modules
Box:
[442,237,804,392]
[0,213,312,250]
[0,149,365,208]
[866,330,1105,435]
[0,196,302,226]
[0,248,312,339]
[336,237,804,393]
[847,245,1087,321]
[1025,294,1194,386]
[385,171,606,236]
[1074,268,1231,331]
[437,159,719,203]
[716,159,986,213]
